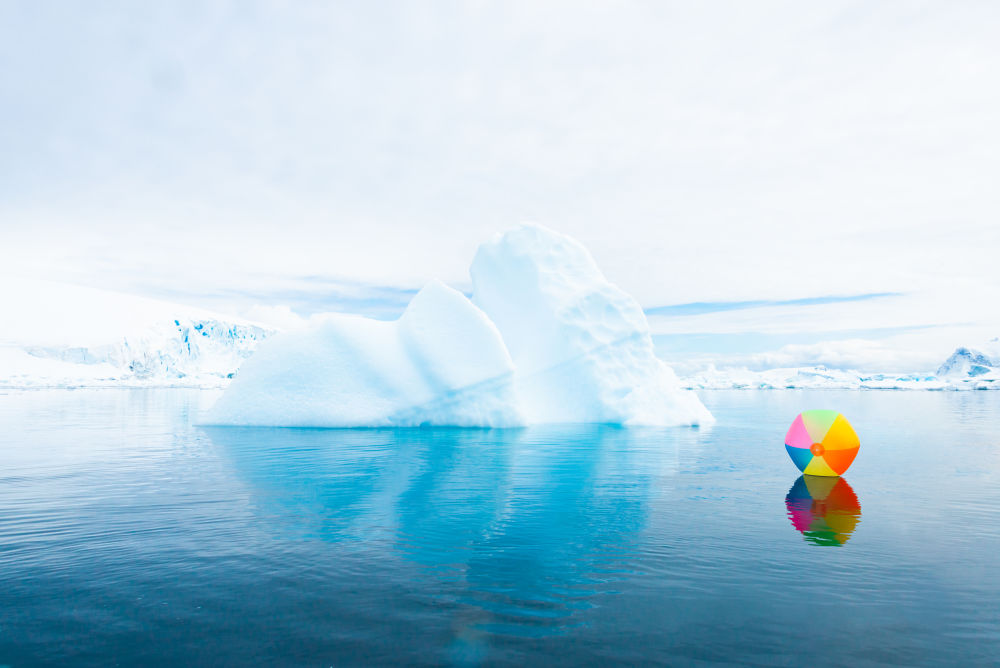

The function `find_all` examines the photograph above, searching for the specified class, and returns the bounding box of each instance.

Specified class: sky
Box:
[1,1,998,370]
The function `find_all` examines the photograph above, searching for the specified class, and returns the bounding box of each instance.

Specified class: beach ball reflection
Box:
[785,475,861,546]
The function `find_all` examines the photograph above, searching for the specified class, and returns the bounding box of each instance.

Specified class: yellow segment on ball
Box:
[822,414,860,451]
[803,456,838,477]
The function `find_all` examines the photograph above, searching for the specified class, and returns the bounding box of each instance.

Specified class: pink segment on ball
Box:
[784,414,813,448]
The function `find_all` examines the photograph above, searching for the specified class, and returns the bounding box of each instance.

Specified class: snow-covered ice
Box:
[207,280,522,427]
[936,340,1000,379]
[471,225,713,425]
[681,359,999,391]
[680,365,948,391]
[0,278,271,388]
[209,225,713,427]
[925,339,1000,389]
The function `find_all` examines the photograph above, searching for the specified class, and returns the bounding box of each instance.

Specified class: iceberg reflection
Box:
[203,424,692,634]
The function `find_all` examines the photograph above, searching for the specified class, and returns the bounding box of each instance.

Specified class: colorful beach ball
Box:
[785,475,861,546]
[784,410,859,476]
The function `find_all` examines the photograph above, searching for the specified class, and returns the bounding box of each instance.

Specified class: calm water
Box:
[1,390,998,666]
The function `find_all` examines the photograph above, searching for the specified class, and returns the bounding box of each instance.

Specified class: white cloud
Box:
[743,339,941,374]
[1,1,997,336]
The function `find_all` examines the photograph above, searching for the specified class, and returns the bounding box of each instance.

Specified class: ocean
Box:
[1,389,997,666]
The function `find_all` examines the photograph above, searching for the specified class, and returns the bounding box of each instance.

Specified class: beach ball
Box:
[784,410,859,476]
[785,475,861,546]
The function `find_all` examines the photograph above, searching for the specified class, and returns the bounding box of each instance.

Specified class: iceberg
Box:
[207,280,522,427]
[471,225,713,425]
[208,224,713,427]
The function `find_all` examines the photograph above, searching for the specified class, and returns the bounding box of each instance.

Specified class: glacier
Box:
[208,225,713,427]
[0,279,271,388]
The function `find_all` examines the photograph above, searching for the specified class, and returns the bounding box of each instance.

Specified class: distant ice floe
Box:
[208,225,712,427]
[682,357,999,391]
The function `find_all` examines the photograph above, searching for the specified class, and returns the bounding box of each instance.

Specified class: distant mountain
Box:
[936,341,1000,379]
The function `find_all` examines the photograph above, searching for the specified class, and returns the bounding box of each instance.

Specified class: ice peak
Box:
[209,225,712,427]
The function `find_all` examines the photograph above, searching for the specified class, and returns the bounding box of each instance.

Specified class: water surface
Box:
[1,390,998,666]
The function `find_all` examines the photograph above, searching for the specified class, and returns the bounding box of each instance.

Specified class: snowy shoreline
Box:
[2,377,996,392]
[3,237,997,403]
[680,367,998,391]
